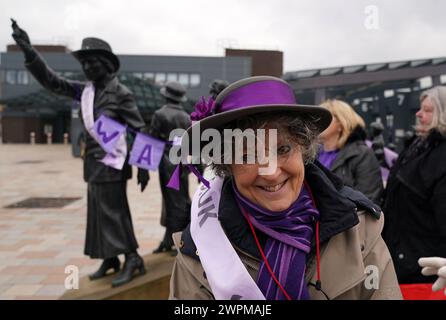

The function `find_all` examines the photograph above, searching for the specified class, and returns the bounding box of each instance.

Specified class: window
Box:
[144,72,154,81]
[17,71,29,85]
[119,73,129,81]
[384,90,394,98]
[44,124,53,134]
[133,72,143,79]
[167,73,178,82]
[386,114,394,128]
[418,76,432,89]
[6,70,16,84]
[361,103,369,113]
[190,74,201,87]
[155,72,166,84]
[178,73,189,87]
[0,70,4,84]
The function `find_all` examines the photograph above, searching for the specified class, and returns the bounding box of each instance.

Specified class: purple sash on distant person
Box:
[365,140,398,181]
[190,177,266,300]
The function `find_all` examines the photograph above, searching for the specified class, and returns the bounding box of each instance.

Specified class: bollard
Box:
[63,133,69,145]
[30,132,35,145]
[46,132,52,145]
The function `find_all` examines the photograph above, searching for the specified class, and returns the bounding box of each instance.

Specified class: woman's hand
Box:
[419,257,446,294]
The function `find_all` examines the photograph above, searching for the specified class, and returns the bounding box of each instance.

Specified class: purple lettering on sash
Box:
[137,145,152,165]
[129,132,166,171]
[198,204,217,228]
[198,191,217,227]
[93,115,127,153]
[96,120,120,144]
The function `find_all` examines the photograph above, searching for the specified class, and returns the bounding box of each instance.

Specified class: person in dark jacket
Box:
[11,20,149,287]
[382,86,446,285]
[150,82,191,254]
[317,99,383,204]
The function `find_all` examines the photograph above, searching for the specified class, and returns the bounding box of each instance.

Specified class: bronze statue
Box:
[150,82,191,254]
[11,19,149,287]
[209,79,229,99]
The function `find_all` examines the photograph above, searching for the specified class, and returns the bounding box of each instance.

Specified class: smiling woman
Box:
[169,76,402,300]
[212,113,319,212]
[231,139,305,212]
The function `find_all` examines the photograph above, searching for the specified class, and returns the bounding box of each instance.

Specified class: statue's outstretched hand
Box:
[11,18,35,61]
[419,257,446,295]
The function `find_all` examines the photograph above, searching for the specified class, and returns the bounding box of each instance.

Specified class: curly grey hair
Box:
[210,112,320,177]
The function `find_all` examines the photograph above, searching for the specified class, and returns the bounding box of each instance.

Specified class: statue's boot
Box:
[111,253,146,287]
[152,241,174,254]
[89,257,120,281]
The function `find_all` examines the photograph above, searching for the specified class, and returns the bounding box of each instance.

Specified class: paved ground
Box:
[0,144,197,300]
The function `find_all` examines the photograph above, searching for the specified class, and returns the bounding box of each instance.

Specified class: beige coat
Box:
[169,210,402,300]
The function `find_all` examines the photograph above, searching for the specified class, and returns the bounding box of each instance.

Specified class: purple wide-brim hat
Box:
[182,76,332,153]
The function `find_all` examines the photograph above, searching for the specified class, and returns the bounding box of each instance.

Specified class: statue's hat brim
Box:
[72,49,120,73]
[71,37,120,72]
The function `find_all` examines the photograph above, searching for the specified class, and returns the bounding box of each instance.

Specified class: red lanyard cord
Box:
[240,205,293,300]
[315,221,321,289]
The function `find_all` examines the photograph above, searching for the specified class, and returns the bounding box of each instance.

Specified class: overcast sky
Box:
[1,0,446,72]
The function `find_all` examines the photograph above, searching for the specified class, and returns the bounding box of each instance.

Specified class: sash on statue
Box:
[128,132,165,171]
[81,82,127,170]
[190,177,265,300]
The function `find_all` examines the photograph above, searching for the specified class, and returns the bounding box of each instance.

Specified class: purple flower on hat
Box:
[191,96,215,121]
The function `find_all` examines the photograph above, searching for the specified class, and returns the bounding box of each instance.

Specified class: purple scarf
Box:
[318,149,339,169]
[232,181,319,300]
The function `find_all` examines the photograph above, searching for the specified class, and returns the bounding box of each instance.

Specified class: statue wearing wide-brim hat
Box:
[10,19,149,288]
[150,81,191,254]
[160,81,188,103]
[71,37,120,73]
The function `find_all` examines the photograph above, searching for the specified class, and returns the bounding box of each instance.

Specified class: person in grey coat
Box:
[317,99,383,204]
[150,82,191,254]
[11,20,149,287]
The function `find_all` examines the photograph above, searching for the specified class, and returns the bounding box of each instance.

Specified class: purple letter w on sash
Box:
[96,120,120,144]
[93,115,127,154]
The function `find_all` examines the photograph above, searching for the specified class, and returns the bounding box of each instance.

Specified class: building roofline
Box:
[284,56,446,81]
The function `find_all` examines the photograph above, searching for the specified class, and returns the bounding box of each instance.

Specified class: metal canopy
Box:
[0,74,196,114]
[284,57,446,90]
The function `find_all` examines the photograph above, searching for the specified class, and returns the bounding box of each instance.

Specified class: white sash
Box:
[81,82,127,169]
[190,177,265,300]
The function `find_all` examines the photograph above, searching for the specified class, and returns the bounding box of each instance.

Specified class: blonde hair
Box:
[419,86,446,136]
[320,99,365,149]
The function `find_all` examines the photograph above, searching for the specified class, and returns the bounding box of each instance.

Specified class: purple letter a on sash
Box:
[129,132,166,171]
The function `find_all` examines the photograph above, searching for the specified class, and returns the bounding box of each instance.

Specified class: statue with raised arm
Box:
[11,19,149,287]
